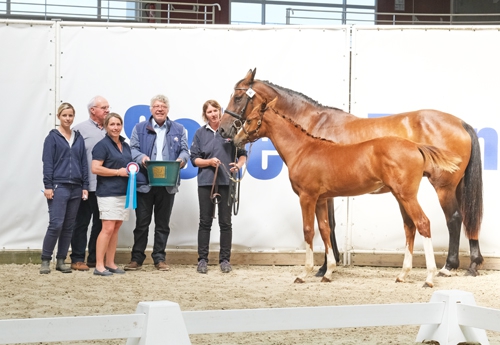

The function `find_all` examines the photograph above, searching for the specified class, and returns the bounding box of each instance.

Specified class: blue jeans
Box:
[41,184,82,261]
[70,192,101,263]
[197,185,232,263]
[131,187,175,265]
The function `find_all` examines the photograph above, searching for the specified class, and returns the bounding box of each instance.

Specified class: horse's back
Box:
[337,109,470,151]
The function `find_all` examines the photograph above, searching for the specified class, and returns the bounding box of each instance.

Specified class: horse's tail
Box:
[459,122,483,240]
[418,145,462,174]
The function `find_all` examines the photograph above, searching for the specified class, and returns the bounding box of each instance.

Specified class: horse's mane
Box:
[261,80,343,112]
[267,106,338,145]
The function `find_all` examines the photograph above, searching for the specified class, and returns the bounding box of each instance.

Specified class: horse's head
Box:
[220,68,265,139]
[233,98,277,148]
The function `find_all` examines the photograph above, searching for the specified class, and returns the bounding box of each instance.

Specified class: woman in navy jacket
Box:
[41,103,89,274]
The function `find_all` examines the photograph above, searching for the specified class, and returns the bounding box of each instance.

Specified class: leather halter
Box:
[224,84,255,132]
[239,102,266,144]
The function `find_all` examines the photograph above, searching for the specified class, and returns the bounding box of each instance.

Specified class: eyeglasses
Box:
[93,106,110,111]
[152,105,167,109]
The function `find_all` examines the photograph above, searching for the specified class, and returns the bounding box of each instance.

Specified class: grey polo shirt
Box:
[73,118,106,192]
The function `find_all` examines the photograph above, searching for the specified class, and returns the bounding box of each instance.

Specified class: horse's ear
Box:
[268,97,278,108]
[243,68,256,84]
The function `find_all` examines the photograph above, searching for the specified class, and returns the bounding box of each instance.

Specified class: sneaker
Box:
[197,259,208,274]
[124,261,142,271]
[155,261,170,271]
[71,262,89,271]
[220,260,232,273]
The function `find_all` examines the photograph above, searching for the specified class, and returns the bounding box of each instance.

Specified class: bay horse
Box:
[234,98,461,287]
[219,68,484,277]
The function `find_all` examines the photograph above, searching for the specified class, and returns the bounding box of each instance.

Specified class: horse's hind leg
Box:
[434,185,462,277]
[315,199,336,282]
[398,198,437,288]
[467,239,483,277]
[395,203,416,284]
[436,183,484,277]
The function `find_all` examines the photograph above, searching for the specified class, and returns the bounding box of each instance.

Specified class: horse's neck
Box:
[264,110,326,166]
[280,101,356,137]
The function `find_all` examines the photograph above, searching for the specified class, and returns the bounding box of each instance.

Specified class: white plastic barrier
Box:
[0,290,498,345]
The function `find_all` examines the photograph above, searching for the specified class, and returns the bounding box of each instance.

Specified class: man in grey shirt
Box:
[69,96,108,271]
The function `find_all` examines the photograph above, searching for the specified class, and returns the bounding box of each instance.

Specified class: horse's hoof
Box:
[437,269,451,277]
[294,277,305,284]
[465,268,479,277]
[320,277,331,283]
[395,277,404,283]
[422,282,434,288]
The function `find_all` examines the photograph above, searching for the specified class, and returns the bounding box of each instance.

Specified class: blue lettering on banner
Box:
[368,113,497,170]
[245,138,283,180]
[124,105,150,138]
[122,106,497,182]
[477,128,498,170]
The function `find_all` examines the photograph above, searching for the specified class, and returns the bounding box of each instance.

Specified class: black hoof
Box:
[314,269,326,277]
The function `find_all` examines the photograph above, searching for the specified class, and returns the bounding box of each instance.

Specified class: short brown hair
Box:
[202,99,221,122]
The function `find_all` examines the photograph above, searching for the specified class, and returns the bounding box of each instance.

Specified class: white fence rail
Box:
[0,290,498,345]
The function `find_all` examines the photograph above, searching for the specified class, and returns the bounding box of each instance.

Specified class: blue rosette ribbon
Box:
[125,162,139,209]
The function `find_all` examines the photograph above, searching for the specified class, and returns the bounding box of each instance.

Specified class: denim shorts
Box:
[96,195,129,221]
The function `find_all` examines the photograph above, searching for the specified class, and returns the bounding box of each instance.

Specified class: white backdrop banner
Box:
[0,21,56,249]
[0,21,498,261]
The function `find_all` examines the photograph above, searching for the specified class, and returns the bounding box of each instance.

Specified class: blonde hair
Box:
[202,99,221,122]
[57,102,75,118]
[104,112,123,128]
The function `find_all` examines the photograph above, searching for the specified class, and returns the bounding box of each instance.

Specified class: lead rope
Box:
[219,143,253,183]
[210,165,221,218]
[221,143,252,215]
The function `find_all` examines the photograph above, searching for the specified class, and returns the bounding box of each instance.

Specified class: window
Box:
[230,0,375,25]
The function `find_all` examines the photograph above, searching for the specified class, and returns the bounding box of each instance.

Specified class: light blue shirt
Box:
[152,118,167,161]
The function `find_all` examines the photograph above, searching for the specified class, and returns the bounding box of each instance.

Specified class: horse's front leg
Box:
[315,199,336,282]
[294,194,318,284]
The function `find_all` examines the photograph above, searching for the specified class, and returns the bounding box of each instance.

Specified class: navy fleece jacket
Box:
[42,129,89,190]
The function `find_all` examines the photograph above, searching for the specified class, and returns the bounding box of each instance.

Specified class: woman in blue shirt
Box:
[91,113,132,276]
[41,102,89,274]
